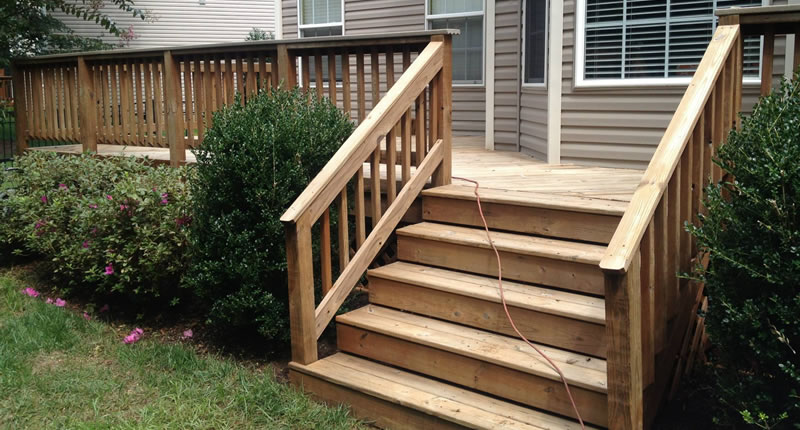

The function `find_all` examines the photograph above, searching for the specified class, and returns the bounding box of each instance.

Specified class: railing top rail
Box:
[600,24,741,274]
[280,39,445,226]
[717,5,800,35]
[13,29,459,66]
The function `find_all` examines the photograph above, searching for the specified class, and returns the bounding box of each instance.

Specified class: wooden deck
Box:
[29,137,642,202]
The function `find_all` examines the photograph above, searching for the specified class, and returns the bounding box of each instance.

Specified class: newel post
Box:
[285,219,318,364]
[604,252,644,430]
[10,63,28,155]
[432,34,453,186]
[277,44,297,90]
[163,51,185,167]
[77,57,98,153]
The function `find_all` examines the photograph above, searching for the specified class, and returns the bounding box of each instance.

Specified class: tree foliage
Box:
[1,0,146,68]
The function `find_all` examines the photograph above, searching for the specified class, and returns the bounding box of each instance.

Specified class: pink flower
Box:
[45,298,53,304]
[41,195,47,203]
[182,329,193,339]
[83,312,91,320]
[90,228,97,236]
[123,328,144,344]
[99,304,110,313]
[161,193,169,205]
[89,204,98,209]
[54,298,66,307]
[22,287,39,297]
[82,241,90,249]
[104,264,114,275]
[58,183,68,190]
[106,195,113,200]
[119,204,129,211]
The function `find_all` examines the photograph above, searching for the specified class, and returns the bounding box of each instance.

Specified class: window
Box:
[524,0,548,85]
[298,0,343,83]
[578,0,763,84]
[426,0,484,85]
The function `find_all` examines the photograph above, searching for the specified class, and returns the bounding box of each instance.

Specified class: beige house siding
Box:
[560,0,787,169]
[493,0,523,152]
[59,0,275,49]
[282,0,485,136]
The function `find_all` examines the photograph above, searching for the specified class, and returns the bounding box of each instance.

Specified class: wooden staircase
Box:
[289,185,628,428]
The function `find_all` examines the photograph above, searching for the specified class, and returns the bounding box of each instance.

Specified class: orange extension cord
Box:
[452,176,586,429]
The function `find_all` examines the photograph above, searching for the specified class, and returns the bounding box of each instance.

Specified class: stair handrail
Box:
[282,35,453,365]
[599,24,742,429]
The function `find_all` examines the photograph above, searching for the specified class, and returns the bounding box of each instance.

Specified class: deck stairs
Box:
[289,184,629,429]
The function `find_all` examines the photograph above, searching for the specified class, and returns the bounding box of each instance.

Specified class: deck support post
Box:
[163,51,185,167]
[604,252,644,430]
[77,57,98,153]
[10,63,28,155]
[285,220,318,365]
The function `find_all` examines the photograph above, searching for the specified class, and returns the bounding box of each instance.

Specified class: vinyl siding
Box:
[560,0,786,169]
[58,0,275,49]
[493,0,522,152]
[520,87,548,159]
[282,0,486,136]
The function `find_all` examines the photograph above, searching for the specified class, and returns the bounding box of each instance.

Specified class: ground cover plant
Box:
[0,152,192,305]
[186,87,354,341]
[689,72,800,428]
[0,269,362,429]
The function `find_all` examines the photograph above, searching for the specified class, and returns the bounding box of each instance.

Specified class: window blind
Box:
[301,0,342,26]
[584,0,762,80]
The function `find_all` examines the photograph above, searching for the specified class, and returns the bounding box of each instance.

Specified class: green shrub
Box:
[689,73,800,428]
[0,152,192,303]
[186,88,354,341]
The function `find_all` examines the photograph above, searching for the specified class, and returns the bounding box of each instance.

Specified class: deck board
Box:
[28,136,642,202]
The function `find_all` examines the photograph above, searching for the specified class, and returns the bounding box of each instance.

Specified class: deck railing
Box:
[600,6,800,429]
[280,35,452,365]
[11,31,453,166]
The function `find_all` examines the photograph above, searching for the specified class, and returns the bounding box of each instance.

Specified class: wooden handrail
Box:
[600,25,740,275]
[280,41,444,226]
[283,35,452,365]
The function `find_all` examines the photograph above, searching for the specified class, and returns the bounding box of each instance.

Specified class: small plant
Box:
[689,72,800,428]
[245,28,274,41]
[0,152,192,303]
[186,87,353,342]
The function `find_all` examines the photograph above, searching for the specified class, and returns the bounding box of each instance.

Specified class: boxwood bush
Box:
[0,152,192,303]
[186,88,353,341]
[689,73,800,428]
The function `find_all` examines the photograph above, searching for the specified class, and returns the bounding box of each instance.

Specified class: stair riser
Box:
[423,196,621,243]
[397,236,605,295]
[338,324,609,427]
[369,277,607,358]
[290,369,465,430]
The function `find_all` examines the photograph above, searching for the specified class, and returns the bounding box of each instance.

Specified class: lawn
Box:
[0,270,363,429]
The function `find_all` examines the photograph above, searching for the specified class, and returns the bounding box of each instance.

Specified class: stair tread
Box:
[397,222,607,265]
[422,184,628,216]
[291,353,595,430]
[369,262,605,325]
[337,305,608,393]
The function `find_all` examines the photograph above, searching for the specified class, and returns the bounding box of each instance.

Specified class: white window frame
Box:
[425,0,486,87]
[574,0,766,88]
[522,0,549,88]
[296,0,345,37]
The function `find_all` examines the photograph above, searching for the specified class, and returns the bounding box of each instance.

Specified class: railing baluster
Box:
[641,222,655,387]
[145,60,156,145]
[654,198,668,351]
[667,170,680,318]
[259,53,269,93]
[355,166,366,247]
[328,49,337,104]
[63,66,74,141]
[370,48,380,111]
[680,147,691,275]
[315,51,324,100]
[301,54,311,95]
[134,62,144,145]
[342,52,351,119]
[246,54,256,99]
[235,54,244,99]
[386,128,397,204]
[415,90,426,165]
[338,189,349,270]
[224,55,235,105]
[154,61,166,147]
[321,208,333,295]
[761,31,774,96]
[203,56,214,130]
[357,50,366,123]
[68,66,79,141]
[371,145,382,222]
[56,68,66,141]
[401,111,411,185]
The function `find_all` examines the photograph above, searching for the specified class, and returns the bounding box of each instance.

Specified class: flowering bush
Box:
[0,152,192,303]
[186,87,353,341]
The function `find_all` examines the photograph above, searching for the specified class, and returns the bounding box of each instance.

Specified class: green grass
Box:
[0,273,363,429]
